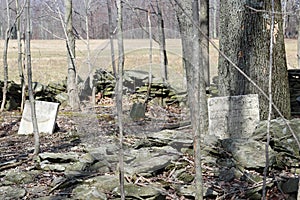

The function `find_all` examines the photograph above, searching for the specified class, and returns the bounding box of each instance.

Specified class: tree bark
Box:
[218,0,290,120]
[116,0,125,199]
[26,0,40,156]
[65,0,80,110]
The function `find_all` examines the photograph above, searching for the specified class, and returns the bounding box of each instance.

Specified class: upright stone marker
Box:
[18,100,60,135]
[208,94,259,139]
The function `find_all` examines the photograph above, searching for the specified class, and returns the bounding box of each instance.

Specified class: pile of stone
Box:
[0,80,22,110]
[0,79,68,110]
[0,69,187,110]
[93,69,187,105]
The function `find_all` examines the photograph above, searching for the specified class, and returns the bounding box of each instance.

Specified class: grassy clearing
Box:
[0,38,297,88]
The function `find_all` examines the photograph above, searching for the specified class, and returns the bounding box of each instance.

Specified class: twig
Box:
[245,5,297,17]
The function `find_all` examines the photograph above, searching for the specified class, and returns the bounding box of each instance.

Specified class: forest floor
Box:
[0,100,296,199]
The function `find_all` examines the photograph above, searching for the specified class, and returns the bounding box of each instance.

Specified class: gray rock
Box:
[179,185,218,198]
[281,178,299,193]
[72,185,107,200]
[219,167,235,182]
[146,129,193,150]
[124,146,181,176]
[40,161,69,171]
[27,185,48,197]
[130,102,146,120]
[3,170,34,185]
[253,118,300,158]
[124,70,150,81]
[221,138,275,169]
[74,174,119,193]
[39,152,79,162]
[55,92,69,104]
[0,186,26,200]
[113,183,165,199]
[33,82,45,94]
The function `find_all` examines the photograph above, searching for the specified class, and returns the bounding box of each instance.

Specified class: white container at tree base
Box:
[18,100,60,135]
[208,94,260,139]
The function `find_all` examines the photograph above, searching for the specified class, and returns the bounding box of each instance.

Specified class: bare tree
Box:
[174,0,209,199]
[16,0,26,112]
[65,0,80,110]
[156,0,168,83]
[1,0,11,112]
[146,4,153,103]
[116,0,125,199]
[107,0,117,77]
[83,0,96,105]
[26,0,40,156]
[200,0,209,87]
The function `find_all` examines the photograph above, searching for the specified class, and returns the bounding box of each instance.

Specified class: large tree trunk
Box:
[26,0,40,156]
[65,0,80,110]
[218,0,290,120]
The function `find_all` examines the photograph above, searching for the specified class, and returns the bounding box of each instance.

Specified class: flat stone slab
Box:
[208,94,259,139]
[18,100,59,135]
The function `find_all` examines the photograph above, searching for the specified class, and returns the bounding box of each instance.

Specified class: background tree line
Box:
[1,0,299,40]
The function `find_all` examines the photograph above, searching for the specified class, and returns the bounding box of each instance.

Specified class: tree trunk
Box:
[212,0,218,38]
[84,0,95,105]
[156,0,168,83]
[16,0,26,112]
[107,0,116,77]
[116,0,125,199]
[174,0,194,102]
[218,0,290,120]
[65,0,80,110]
[0,0,10,112]
[298,8,300,68]
[26,0,40,156]
[200,0,209,86]
[192,1,204,198]
[146,5,153,103]
[174,0,209,199]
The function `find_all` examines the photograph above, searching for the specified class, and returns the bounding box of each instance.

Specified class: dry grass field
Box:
[0,38,298,89]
